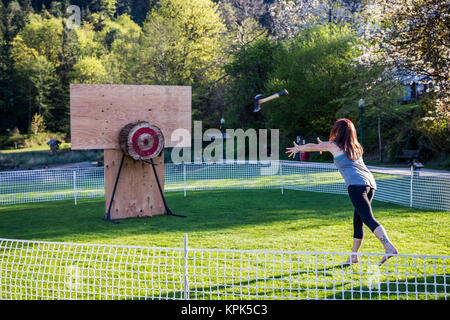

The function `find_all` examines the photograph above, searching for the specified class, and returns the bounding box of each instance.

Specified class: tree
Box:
[380,0,449,154]
[218,0,268,50]
[95,14,142,84]
[137,0,227,85]
[50,2,80,133]
[87,0,118,29]
[2,0,32,44]
[337,64,404,161]
[416,97,450,155]
[224,37,280,129]
[269,0,364,39]
[10,12,62,128]
[73,22,103,57]
[0,7,21,134]
[0,0,35,134]
[30,112,46,134]
[70,56,110,83]
[264,24,360,144]
[116,0,157,25]
[382,0,449,96]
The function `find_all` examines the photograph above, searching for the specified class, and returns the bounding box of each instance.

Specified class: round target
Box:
[119,121,164,161]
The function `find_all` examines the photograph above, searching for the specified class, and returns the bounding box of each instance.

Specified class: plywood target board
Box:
[70,84,191,150]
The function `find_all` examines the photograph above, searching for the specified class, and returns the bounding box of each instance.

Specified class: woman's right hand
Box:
[285,141,301,158]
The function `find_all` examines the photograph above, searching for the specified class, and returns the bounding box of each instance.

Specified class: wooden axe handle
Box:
[258,89,288,105]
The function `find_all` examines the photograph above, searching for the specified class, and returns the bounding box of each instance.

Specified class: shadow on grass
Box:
[327,274,449,300]
[141,264,340,300]
[141,267,448,300]
[0,189,422,243]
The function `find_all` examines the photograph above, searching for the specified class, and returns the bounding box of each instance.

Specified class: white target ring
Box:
[119,121,164,161]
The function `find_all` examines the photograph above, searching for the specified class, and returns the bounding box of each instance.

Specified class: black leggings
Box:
[347,185,380,239]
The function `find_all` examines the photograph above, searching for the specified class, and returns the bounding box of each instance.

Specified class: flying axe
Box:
[253,89,289,112]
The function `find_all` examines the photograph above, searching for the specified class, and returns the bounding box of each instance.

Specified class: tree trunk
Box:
[378,113,383,163]
[28,84,32,130]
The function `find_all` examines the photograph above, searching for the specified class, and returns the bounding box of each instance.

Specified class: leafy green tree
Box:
[93,0,117,17]
[116,0,157,25]
[2,0,32,43]
[96,14,142,83]
[51,3,80,133]
[74,22,103,57]
[70,56,110,83]
[0,9,22,134]
[415,98,450,155]
[223,37,281,129]
[337,64,404,161]
[10,12,61,127]
[382,0,449,99]
[218,0,268,50]
[88,0,118,29]
[138,0,227,85]
[264,24,360,145]
[11,12,63,66]
[30,112,46,134]
[380,0,449,155]
[127,0,229,126]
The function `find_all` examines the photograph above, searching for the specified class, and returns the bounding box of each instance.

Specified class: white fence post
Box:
[183,162,187,197]
[280,161,284,195]
[183,233,189,300]
[73,170,77,206]
[410,165,413,208]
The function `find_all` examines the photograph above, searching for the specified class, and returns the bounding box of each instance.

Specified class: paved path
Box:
[33,161,99,170]
[368,165,450,177]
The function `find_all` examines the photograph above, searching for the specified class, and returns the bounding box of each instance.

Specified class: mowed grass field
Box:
[0,189,448,255]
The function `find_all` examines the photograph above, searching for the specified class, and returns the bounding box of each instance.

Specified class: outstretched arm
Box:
[285,138,331,158]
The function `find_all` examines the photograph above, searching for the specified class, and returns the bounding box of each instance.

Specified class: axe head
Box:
[253,94,262,113]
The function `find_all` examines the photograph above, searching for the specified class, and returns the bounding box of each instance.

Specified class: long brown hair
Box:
[329,118,363,160]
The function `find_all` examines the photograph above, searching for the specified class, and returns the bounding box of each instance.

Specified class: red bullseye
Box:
[119,121,164,161]
[131,127,159,157]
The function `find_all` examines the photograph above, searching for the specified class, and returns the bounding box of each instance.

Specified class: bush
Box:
[414,96,450,155]
[0,132,67,150]
[23,132,66,148]
[30,113,46,134]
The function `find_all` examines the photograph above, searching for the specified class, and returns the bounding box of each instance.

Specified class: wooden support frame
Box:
[104,149,165,219]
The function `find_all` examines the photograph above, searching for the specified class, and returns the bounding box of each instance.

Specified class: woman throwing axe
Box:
[286,118,398,265]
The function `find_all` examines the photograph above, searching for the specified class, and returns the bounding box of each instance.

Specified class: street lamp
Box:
[358,98,364,148]
[220,118,225,161]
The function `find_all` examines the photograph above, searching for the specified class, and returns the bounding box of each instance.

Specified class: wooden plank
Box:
[70,84,191,150]
[104,150,165,219]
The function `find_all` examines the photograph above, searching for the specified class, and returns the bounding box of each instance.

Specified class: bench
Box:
[397,149,424,174]
[397,149,419,162]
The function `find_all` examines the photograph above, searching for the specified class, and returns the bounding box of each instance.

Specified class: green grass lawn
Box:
[0,189,448,300]
[1,189,448,255]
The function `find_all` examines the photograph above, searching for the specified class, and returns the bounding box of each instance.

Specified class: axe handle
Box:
[258,90,288,105]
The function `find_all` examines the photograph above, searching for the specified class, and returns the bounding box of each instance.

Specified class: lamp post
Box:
[358,98,364,148]
[220,118,225,162]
